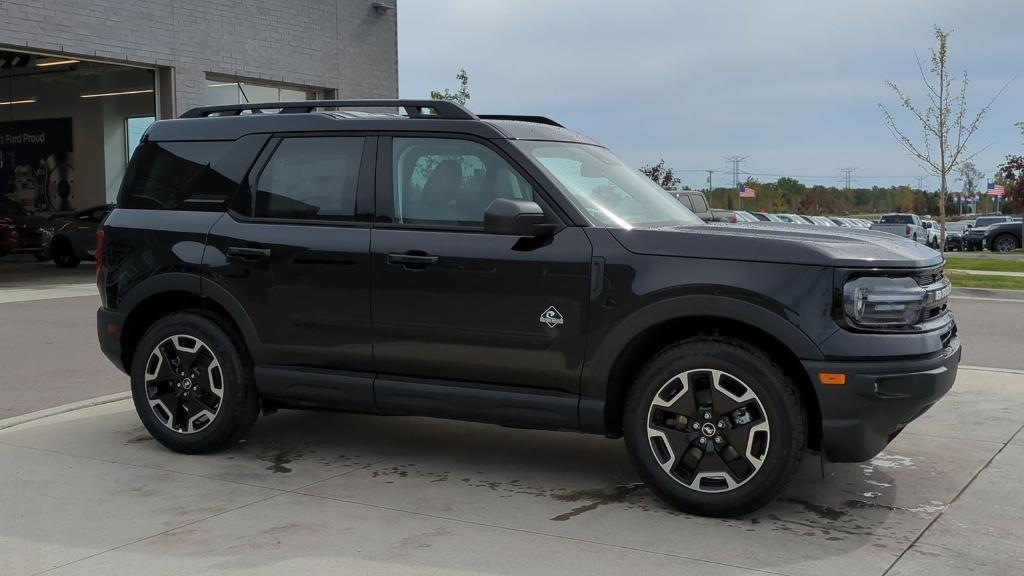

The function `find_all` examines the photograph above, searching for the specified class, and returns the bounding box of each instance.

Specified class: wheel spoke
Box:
[144,334,224,435]
[646,367,772,494]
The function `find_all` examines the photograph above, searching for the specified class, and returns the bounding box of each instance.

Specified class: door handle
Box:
[386,252,439,269]
[226,246,271,261]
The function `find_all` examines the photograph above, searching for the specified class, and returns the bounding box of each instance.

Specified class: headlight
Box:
[843,276,932,328]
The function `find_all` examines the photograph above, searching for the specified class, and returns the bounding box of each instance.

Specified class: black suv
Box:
[97,100,960,517]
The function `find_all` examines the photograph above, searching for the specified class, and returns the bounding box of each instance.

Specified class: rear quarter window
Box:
[879,214,913,224]
[119,141,232,211]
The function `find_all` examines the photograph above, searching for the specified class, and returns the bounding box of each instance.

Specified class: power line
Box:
[839,167,857,191]
[724,155,748,189]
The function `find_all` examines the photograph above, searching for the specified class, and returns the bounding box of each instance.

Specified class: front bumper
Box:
[97,307,129,374]
[802,334,961,462]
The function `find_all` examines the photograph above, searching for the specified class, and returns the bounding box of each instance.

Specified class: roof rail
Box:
[179,99,477,120]
[477,114,564,128]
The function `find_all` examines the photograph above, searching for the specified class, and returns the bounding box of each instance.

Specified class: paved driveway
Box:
[1,367,1021,576]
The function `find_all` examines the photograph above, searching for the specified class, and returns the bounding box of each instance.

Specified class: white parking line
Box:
[950,295,1024,304]
[0,283,98,304]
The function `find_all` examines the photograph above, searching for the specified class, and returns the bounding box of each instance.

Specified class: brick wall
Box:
[0,0,398,114]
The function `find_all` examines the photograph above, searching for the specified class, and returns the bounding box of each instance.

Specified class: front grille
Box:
[912,266,944,287]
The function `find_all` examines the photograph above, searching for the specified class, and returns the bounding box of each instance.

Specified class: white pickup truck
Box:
[869,213,927,244]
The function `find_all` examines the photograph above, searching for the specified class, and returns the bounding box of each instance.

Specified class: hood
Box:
[610,223,943,268]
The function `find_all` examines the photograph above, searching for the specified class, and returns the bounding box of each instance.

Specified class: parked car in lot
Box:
[0,196,48,260]
[943,222,969,251]
[964,215,1017,251]
[920,220,942,249]
[97,99,959,518]
[870,213,927,243]
[983,220,1023,253]
[773,213,807,224]
[42,204,114,267]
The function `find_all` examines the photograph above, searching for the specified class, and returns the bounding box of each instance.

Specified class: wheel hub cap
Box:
[144,335,224,434]
[646,368,771,493]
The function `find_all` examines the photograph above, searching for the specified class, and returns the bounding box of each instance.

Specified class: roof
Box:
[146,99,597,145]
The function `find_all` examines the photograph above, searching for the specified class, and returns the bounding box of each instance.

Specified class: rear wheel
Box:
[130,312,259,454]
[51,238,80,268]
[992,234,1019,253]
[624,337,805,517]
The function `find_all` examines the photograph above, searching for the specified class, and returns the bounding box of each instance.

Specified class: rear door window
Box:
[120,141,231,211]
[254,137,364,221]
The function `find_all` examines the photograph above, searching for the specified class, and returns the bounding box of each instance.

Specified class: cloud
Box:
[400,0,1023,189]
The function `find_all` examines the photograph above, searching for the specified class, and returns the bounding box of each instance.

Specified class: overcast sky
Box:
[398,0,1022,191]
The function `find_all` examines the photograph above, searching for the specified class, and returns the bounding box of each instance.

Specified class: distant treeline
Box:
[702,177,1016,216]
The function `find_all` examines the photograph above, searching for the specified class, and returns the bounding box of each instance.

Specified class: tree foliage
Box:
[431,69,471,106]
[639,159,681,191]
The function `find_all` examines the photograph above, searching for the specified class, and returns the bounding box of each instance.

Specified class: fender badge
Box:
[540,306,564,328]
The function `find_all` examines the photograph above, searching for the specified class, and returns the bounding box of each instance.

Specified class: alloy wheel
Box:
[144,334,224,434]
[646,369,770,493]
[994,235,1018,253]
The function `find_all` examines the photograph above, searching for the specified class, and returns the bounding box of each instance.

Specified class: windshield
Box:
[515,141,702,229]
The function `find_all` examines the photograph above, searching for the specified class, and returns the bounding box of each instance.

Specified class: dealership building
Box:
[0,0,398,213]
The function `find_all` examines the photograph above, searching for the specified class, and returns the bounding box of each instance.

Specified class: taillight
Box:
[730,215,738,223]
[95,228,105,284]
[906,225,913,235]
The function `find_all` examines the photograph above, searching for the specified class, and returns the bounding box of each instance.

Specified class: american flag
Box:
[740,186,756,198]
[987,182,1005,197]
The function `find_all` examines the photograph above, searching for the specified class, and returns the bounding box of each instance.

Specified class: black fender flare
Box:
[118,272,265,365]
[579,294,824,433]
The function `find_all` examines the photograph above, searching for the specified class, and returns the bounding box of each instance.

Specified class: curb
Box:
[0,392,131,432]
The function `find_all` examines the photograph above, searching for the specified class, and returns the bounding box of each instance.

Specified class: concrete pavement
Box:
[1,366,1022,576]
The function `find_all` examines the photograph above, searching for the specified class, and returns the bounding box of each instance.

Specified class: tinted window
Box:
[690,195,709,213]
[120,141,231,210]
[975,217,1006,227]
[879,214,914,224]
[255,137,363,221]
[392,137,533,227]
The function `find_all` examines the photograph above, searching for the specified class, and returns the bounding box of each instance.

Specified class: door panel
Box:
[201,135,374,372]
[371,227,591,393]
[205,216,372,370]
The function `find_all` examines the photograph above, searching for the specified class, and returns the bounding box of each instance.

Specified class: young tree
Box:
[639,159,681,191]
[879,26,1008,249]
[431,69,471,106]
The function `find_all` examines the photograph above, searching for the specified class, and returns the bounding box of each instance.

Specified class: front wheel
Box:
[130,312,260,454]
[624,337,805,517]
[992,234,1020,253]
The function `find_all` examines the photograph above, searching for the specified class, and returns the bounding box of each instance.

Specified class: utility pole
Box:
[839,167,857,191]
[916,176,926,192]
[725,156,747,209]
[705,170,714,194]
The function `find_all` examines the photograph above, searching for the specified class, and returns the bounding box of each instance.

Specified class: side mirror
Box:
[483,198,556,236]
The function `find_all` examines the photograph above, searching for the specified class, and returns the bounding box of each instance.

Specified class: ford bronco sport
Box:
[96,100,959,517]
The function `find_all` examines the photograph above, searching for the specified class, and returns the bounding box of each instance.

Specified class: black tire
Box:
[51,238,81,268]
[624,337,805,517]
[33,251,50,262]
[992,234,1020,253]
[130,311,260,454]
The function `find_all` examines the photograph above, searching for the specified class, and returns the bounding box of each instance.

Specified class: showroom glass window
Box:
[254,137,364,221]
[125,116,155,162]
[391,137,534,227]
[119,141,230,211]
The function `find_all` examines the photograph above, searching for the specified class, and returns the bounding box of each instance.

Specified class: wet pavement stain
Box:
[549,483,646,522]
[782,497,847,521]
[262,447,306,473]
